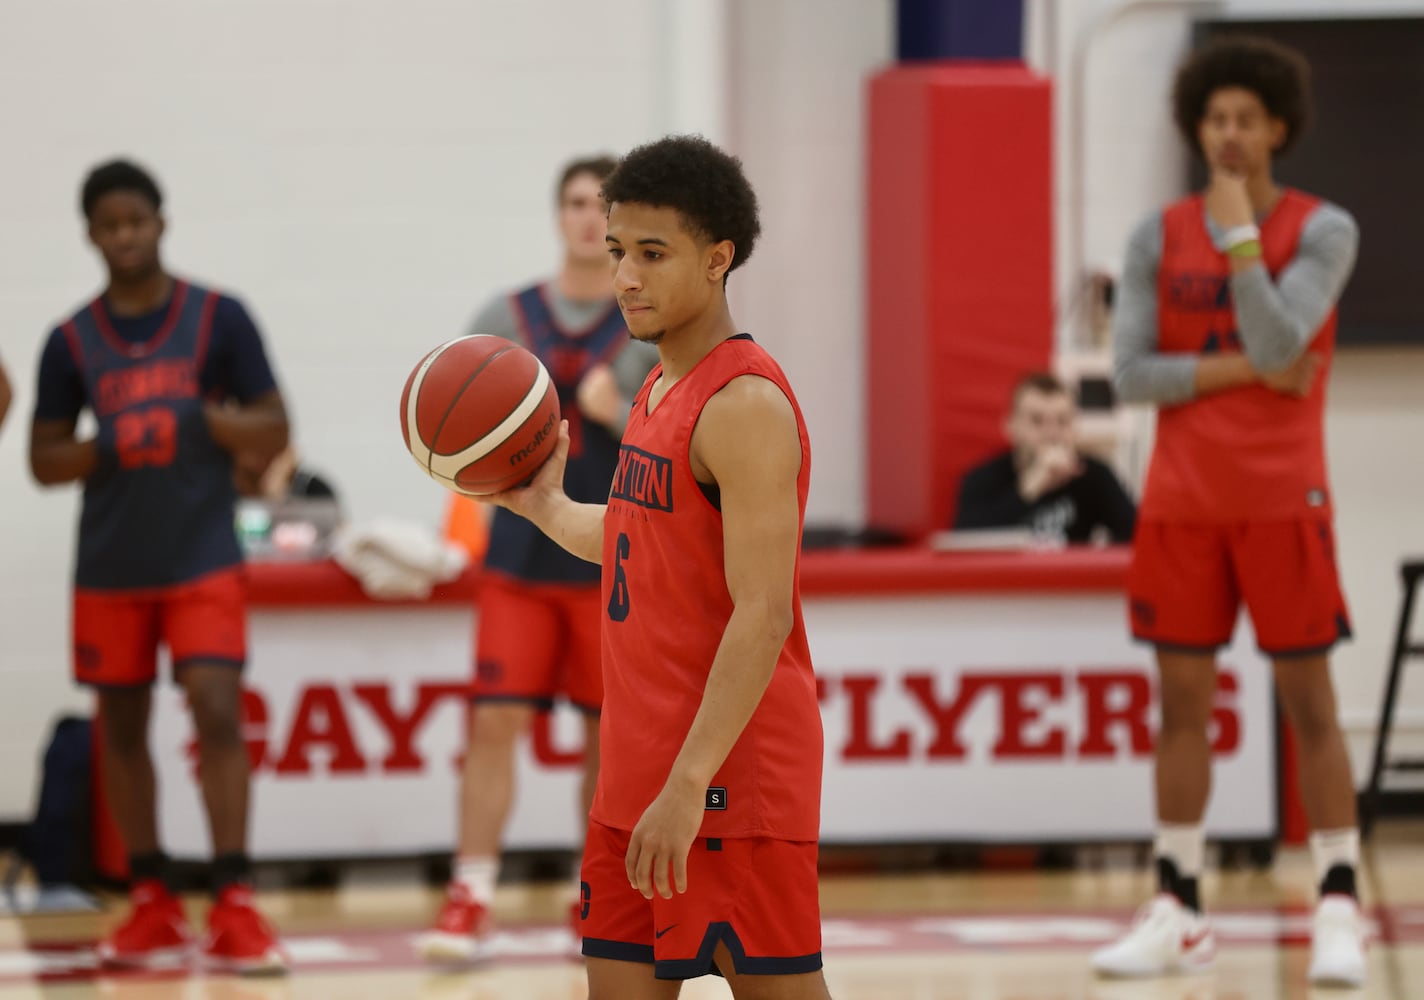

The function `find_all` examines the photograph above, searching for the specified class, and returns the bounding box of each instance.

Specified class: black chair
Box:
[1361,559,1424,835]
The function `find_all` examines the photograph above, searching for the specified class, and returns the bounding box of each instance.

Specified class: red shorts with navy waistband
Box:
[578,819,822,981]
[1128,515,1352,657]
[73,566,248,687]
[471,575,602,713]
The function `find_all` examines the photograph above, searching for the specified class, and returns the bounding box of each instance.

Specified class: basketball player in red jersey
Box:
[30,161,289,972]
[487,135,829,998]
[1091,38,1365,987]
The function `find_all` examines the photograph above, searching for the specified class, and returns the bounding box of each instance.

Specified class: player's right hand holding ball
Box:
[483,419,572,519]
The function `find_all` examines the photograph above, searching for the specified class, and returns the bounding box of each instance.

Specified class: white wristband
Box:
[1221,223,1261,250]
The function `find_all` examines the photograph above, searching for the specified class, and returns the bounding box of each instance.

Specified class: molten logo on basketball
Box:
[510,409,558,466]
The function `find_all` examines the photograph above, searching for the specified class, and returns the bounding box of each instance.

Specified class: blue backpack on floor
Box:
[13,716,95,888]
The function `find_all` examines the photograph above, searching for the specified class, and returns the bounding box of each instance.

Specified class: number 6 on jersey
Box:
[608,532,631,622]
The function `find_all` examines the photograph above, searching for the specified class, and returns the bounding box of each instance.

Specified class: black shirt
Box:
[289,466,337,502]
[953,450,1137,544]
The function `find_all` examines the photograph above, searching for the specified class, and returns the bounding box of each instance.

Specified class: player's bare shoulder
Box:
[691,374,801,481]
[703,374,796,436]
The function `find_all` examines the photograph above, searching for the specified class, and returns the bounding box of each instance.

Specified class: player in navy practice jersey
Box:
[29,160,290,973]
[418,155,658,962]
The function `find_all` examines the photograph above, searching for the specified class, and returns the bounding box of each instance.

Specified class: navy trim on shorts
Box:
[469,693,556,711]
[1263,613,1354,659]
[706,838,722,852]
[1132,634,1227,656]
[470,693,601,716]
[1265,642,1341,659]
[172,656,246,672]
[83,678,158,691]
[582,937,655,964]
[653,922,823,981]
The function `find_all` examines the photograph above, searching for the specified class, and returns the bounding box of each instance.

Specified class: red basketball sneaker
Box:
[97,879,193,967]
[204,884,287,974]
[416,882,494,962]
[564,897,586,958]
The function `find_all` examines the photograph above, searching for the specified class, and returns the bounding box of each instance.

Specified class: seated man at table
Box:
[953,372,1137,544]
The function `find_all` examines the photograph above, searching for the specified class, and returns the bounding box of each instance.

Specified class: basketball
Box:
[400,334,561,496]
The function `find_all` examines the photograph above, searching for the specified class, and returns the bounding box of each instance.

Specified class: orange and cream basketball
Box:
[399,334,561,496]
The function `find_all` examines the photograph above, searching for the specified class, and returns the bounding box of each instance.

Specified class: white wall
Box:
[723,0,895,529]
[1041,0,1424,781]
[0,0,704,820]
[1325,348,1424,774]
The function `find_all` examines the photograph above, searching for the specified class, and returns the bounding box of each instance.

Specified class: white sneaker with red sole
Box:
[1092,894,1215,978]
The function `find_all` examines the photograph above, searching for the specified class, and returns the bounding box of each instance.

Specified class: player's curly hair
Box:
[601,135,761,280]
[81,159,163,220]
[1172,36,1311,158]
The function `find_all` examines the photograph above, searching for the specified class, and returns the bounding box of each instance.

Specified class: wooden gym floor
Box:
[2,822,1421,999]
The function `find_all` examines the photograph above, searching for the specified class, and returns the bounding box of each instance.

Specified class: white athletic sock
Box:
[1155,823,1205,878]
[454,856,499,906]
[1310,828,1360,885]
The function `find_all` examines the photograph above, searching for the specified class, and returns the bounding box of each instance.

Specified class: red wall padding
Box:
[866,64,1054,538]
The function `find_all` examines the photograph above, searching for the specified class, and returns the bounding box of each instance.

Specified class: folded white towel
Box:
[331,518,468,600]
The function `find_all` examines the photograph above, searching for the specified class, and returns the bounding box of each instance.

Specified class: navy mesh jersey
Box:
[484,285,629,584]
[63,281,242,589]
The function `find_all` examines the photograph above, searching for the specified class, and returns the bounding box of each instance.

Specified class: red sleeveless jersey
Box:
[1140,189,1336,523]
[593,335,823,841]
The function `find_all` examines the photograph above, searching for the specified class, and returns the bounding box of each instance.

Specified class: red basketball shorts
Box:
[1128,515,1352,657]
[578,819,822,981]
[73,566,248,687]
[471,576,602,713]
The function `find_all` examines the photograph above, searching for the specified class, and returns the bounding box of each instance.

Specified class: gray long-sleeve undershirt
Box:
[1112,200,1359,405]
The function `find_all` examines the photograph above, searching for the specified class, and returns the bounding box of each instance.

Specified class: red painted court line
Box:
[6,905,1421,985]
